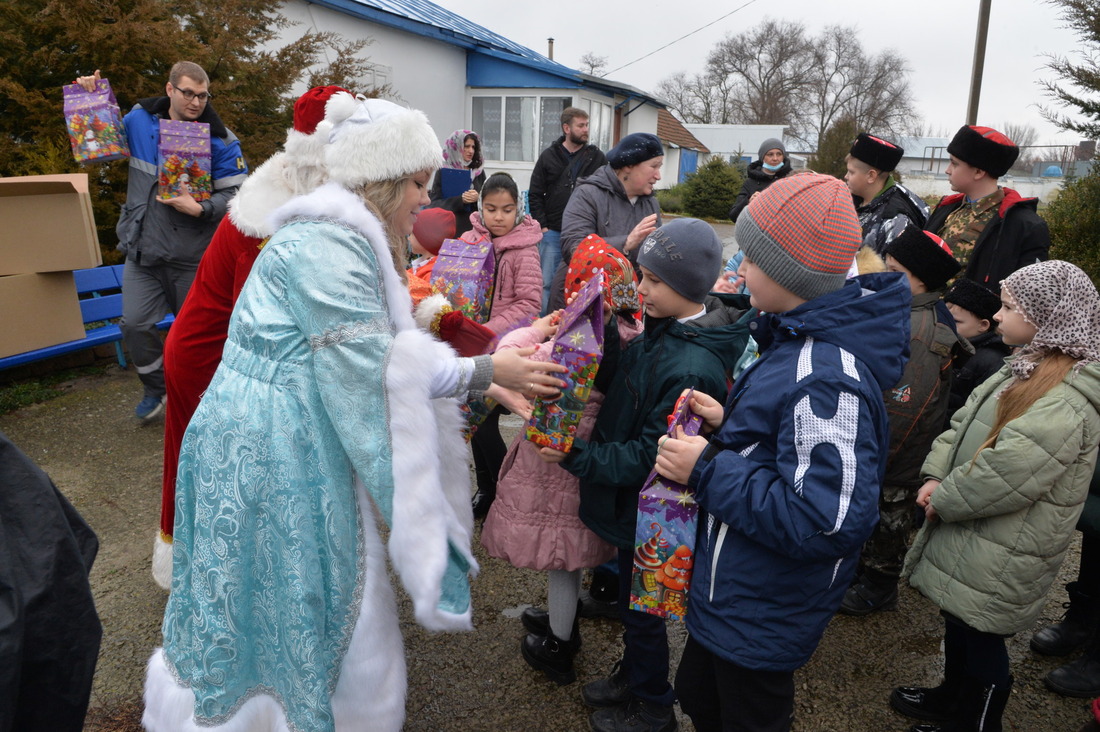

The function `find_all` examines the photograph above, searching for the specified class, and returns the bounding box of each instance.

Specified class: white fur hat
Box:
[324,95,441,188]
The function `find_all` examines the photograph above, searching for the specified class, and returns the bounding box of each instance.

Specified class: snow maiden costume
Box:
[154,86,347,589]
[144,98,488,732]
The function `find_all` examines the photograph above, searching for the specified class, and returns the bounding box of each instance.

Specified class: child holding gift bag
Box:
[891,260,1100,732]
[545,218,753,732]
[462,172,543,518]
[654,174,910,732]
[482,236,643,686]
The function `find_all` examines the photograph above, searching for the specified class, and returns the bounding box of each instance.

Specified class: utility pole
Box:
[966,0,993,124]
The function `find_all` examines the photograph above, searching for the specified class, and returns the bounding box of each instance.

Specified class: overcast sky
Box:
[443,0,1087,145]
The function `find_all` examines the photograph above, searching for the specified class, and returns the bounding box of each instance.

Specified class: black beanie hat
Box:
[607,133,664,169]
[947,126,1019,178]
[849,132,904,172]
[885,227,961,291]
[944,278,1001,322]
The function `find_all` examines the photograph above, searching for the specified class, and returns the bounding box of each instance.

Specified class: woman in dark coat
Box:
[728,137,792,222]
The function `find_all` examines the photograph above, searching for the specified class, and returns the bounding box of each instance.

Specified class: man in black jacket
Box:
[925,125,1050,292]
[529,107,607,313]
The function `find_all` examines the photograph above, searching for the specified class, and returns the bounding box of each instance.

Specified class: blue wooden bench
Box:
[0,264,174,371]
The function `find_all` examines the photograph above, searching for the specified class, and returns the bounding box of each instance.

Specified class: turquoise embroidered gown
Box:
[150,186,477,732]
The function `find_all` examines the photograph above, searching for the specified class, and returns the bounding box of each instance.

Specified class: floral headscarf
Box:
[1000,259,1100,380]
[565,234,640,315]
[441,129,483,176]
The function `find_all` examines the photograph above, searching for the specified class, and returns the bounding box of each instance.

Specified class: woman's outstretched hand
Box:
[490,347,567,398]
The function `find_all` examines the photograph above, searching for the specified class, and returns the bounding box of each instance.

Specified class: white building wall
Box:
[278,1,468,142]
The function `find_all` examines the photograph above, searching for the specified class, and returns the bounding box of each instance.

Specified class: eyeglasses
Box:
[171,83,212,102]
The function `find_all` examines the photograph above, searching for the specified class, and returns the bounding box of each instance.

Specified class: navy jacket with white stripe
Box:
[687,272,911,671]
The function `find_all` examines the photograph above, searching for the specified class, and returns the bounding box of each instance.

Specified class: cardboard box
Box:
[0,272,85,359]
[0,174,102,276]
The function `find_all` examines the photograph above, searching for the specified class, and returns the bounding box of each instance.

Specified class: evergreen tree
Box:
[809,116,859,179]
[0,0,373,259]
[681,157,743,220]
[1042,0,1100,139]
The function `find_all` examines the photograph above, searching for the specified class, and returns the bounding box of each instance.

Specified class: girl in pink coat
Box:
[482,236,642,685]
[463,172,544,519]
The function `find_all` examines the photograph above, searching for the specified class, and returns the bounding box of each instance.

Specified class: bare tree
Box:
[578,52,608,76]
[656,70,728,124]
[704,19,816,133]
[655,18,920,145]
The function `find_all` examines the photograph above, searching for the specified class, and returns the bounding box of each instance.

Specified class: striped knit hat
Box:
[736,172,862,301]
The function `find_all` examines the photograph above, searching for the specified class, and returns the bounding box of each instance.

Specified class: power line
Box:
[601,0,762,77]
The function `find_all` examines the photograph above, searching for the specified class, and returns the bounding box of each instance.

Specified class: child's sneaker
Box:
[136,395,166,421]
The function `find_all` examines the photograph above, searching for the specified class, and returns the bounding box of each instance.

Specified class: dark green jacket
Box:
[564,294,754,548]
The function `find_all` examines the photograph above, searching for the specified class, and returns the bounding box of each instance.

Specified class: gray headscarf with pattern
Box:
[1001,260,1100,380]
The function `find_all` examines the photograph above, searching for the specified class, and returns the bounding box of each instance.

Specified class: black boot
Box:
[579,567,620,619]
[520,601,582,645]
[1031,582,1099,656]
[890,683,962,722]
[891,639,966,721]
[1045,651,1100,698]
[521,631,578,685]
[471,470,496,519]
[582,661,632,707]
[909,677,1012,732]
[839,571,898,616]
[588,696,678,732]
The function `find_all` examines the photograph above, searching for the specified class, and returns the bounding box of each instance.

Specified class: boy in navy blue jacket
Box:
[656,174,910,731]
[541,218,753,732]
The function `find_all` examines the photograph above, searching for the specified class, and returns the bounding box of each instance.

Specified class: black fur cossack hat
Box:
[947,125,1019,178]
[885,227,961,291]
[944,278,1001,322]
[850,133,904,172]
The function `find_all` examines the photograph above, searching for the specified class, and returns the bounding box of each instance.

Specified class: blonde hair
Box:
[971,351,1078,461]
[354,172,431,281]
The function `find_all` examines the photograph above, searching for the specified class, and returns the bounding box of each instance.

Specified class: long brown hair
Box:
[972,350,1078,460]
[354,172,431,281]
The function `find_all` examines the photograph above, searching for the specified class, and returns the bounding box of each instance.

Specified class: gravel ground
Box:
[0,285,1094,731]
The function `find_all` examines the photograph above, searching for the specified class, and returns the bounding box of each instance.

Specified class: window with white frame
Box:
[574,98,613,152]
[472,95,572,161]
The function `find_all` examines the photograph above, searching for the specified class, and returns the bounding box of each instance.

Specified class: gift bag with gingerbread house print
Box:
[629,389,702,621]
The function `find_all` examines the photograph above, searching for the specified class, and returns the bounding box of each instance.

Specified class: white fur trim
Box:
[228,153,295,238]
[325,99,441,187]
[413,293,451,334]
[269,183,476,630]
[143,483,408,732]
[151,532,173,591]
[386,330,477,632]
[323,91,359,126]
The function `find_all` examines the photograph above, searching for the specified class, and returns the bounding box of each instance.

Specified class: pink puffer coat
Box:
[462,212,543,336]
[481,316,642,571]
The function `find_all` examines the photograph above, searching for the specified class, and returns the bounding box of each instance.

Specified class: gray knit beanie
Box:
[636,218,722,303]
[758,138,786,160]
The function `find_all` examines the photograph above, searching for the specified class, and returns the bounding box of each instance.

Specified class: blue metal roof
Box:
[309,0,580,81]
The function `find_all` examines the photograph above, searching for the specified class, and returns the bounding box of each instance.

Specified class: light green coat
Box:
[904,360,1100,634]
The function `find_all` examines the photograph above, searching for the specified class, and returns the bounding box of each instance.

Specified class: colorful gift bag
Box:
[157,119,212,201]
[431,236,495,323]
[63,79,130,164]
[525,273,605,453]
[629,389,703,620]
